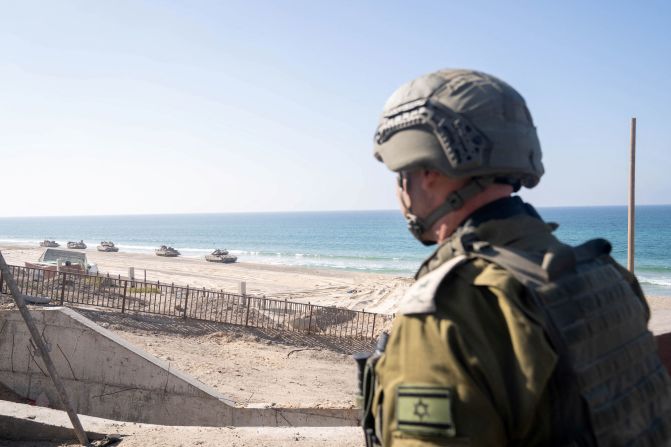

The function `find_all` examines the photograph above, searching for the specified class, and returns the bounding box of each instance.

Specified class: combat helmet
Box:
[374,69,544,242]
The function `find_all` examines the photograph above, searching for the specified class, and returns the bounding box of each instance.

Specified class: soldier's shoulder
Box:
[399,255,478,315]
[471,257,526,293]
[398,252,528,316]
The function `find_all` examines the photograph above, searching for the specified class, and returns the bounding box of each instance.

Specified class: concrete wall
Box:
[0,307,358,427]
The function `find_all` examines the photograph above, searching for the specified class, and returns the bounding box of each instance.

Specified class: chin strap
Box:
[405,177,494,246]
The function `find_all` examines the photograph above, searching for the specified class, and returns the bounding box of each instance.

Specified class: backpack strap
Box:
[398,241,551,315]
[468,242,549,287]
[398,237,611,316]
[398,255,469,315]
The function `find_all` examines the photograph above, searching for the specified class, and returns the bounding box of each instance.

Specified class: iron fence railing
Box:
[0,264,391,340]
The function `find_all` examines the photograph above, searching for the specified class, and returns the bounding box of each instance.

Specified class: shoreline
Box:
[0,243,412,314]
[0,242,410,279]
[0,239,419,276]
[2,242,670,315]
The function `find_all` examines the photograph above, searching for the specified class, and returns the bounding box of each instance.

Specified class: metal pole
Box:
[60,272,66,306]
[0,252,89,445]
[121,280,128,314]
[307,304,313,335]
[244,296,251,327]
[371,314,377,340]
[628,117,636,272]
[183,285,190,319]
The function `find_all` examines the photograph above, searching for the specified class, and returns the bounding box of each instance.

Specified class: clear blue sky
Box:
[1,0,669,216]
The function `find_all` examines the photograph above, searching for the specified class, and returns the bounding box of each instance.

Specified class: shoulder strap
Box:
[398,238,611,316]
[468,242,549,288]
[398,255,468,315]
[398,244,549,315]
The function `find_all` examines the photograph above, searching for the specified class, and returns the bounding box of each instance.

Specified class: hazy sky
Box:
[1,1,669,216]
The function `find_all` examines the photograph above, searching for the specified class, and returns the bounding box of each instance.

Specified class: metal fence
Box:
[0,264,391,340]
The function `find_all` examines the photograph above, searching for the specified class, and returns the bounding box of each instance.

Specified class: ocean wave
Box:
[226,249,418,262]
[115,244,167,251]
[636,265,671,273]
[0,238,45,245]
[638,276,671,288]
[0,237,419,274]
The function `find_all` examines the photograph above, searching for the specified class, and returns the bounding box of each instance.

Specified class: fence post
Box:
[183,285,190,319]
[307,303,313,334]
[0,267,3,294]
[128,267,135,287]
[244,296,251,326]
[240,281,247,306]
[60,272,66,305]
[371,313,377,339]
[121,280,128,314]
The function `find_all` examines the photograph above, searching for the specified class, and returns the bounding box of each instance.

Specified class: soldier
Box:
[361,69,671,446]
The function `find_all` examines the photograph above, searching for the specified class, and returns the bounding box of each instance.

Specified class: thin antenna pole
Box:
[628,117,636,273]
[0,252,89,445]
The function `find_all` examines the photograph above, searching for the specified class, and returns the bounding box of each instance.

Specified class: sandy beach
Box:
[0,244,412,314]
[2,242,670,325]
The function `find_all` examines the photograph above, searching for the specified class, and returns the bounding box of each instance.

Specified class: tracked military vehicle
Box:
[205,249,237,264]
[97,241,119,252]
[155,245,180,257]
[67,240,87,249]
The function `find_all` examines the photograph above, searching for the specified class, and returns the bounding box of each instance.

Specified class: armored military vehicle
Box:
[205,249,237,264]
[67,240,87,249]
[155,245,180,257]
[97,241,119,252]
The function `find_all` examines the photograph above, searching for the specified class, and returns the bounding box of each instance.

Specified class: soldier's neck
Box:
[432,185,514,244]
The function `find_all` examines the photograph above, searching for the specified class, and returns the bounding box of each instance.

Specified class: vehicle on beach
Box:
[205,249,237,264]
[155,245,180,257]
[97,241,119,252]
[25,248,98,277]
[39,240,59,248]
[67,240,87,249]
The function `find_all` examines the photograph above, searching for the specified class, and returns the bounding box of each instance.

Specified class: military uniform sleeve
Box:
[373,260,557,446]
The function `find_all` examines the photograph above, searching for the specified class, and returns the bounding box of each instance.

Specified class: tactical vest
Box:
[384,236,671,446]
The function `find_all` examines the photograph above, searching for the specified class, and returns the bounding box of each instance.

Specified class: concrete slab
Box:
[0,400,106,442]
[0,401,364,446]
[0,307,358,427]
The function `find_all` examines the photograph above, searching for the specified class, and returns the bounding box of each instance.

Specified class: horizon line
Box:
[0,203,670,219]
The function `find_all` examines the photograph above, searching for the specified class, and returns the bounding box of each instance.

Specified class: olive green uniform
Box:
[371,198,646,446]
[368,69,671,446]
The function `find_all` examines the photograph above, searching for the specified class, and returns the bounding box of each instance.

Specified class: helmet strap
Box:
[404,177,494,246]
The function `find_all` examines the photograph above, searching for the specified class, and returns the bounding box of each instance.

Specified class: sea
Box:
[0,204,670,297]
